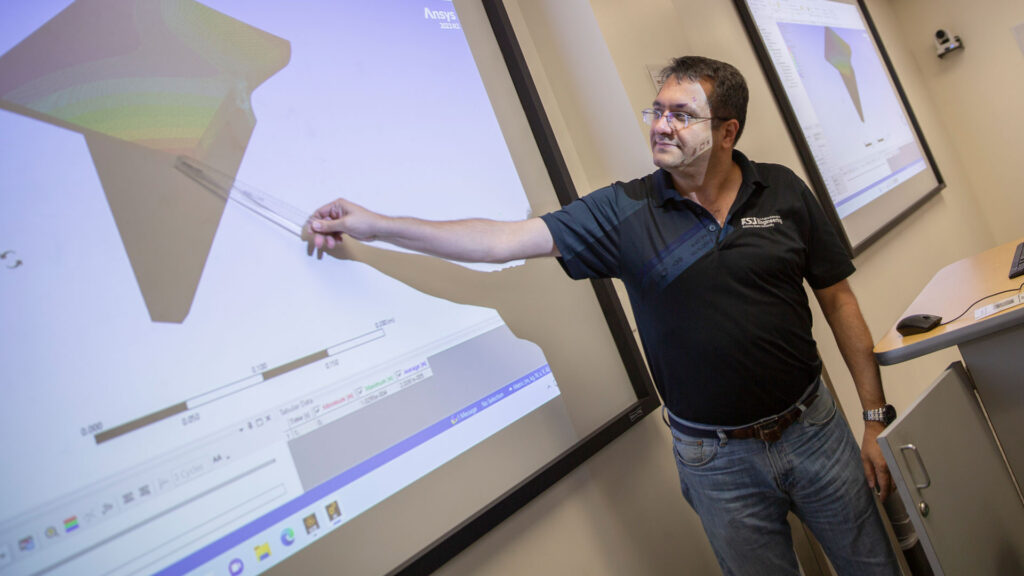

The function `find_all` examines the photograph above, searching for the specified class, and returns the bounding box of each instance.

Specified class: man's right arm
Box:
[307,197,560,264]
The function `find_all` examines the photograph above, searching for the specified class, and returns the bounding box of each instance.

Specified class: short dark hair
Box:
[659,56,748,144]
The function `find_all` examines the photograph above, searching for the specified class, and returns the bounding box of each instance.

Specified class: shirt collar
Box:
[653,149,767,208]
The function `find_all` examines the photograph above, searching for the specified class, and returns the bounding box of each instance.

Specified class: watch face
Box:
[882,404,897,425]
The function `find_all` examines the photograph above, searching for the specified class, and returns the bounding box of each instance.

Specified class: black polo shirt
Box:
[540,150,854,425]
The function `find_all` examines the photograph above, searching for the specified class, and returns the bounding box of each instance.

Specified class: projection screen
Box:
[0,1,658,574]
[734,0,944,255]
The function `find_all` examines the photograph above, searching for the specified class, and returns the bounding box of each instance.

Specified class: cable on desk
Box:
[939,280,1024,327]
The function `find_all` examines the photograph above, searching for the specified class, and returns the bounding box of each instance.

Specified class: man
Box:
[308,56,899,575]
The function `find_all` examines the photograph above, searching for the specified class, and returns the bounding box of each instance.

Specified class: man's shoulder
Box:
[574,171,661,207]
[737,154,815,211]
[608,169,665,202]
[611,169,659,190]
[732,149,799,186]
[746,159,804,190]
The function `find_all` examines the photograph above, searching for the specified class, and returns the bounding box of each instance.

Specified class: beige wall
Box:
[884,0,1024,247]
[437,0,1017,574]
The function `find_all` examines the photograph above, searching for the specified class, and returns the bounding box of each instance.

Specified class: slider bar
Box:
[94,403,188,445]
[262,349,328,381]
[94,329,386,445]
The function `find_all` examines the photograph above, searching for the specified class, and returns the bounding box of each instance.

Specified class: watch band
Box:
[863,404,897,426]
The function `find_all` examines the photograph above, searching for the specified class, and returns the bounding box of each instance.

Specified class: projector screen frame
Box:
[733,0,944,257]
[389,1,662,573]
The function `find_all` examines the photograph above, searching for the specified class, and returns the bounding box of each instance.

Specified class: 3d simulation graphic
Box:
[824,26,864,122]
[0,0,289,322]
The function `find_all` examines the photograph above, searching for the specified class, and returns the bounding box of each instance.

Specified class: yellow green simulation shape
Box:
[0,0,291,323]
[824,26,864,123]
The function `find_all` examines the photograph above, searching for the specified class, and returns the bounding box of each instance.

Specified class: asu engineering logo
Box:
[741,215,783,229]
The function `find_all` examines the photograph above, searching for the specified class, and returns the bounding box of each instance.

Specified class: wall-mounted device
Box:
[935,29,964,58]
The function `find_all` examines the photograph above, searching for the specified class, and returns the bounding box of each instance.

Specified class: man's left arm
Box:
[813,279,894,501]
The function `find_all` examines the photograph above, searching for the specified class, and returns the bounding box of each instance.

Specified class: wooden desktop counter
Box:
[875,236,1024,366]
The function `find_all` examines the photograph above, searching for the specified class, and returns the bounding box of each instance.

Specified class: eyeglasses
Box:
[641,109,714,129]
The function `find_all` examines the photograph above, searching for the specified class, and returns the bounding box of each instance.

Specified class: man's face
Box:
[649,77,714,174]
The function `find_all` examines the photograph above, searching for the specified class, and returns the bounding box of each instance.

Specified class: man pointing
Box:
[309,56,899,575]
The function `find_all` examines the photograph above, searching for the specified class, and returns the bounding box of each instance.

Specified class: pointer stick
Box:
[174,155,310,237]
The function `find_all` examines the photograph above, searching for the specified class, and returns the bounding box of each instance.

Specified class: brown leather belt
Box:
[668,381,821,443]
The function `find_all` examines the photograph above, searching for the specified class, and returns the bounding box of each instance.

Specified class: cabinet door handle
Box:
[899,444,932,490]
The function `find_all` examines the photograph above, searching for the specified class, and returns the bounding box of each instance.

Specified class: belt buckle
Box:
[754,418,783,443]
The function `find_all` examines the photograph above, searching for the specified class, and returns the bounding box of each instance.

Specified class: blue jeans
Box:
[668,382,900,576]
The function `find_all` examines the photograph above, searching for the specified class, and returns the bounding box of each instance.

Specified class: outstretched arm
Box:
[813,279,894,501]
[307,198,559,263]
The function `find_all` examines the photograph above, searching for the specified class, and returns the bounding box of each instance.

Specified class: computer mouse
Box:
[896,313,942,337]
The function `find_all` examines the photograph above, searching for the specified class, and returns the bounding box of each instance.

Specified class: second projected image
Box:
[778,21,924,216]
[737,0,943,253]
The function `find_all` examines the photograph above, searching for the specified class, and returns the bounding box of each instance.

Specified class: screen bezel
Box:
[733,0,945,257]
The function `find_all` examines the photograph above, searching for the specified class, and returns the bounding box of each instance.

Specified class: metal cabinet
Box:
[878,362,1024,575]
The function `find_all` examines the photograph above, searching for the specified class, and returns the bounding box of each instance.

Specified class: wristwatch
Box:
[863,404,897,426]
